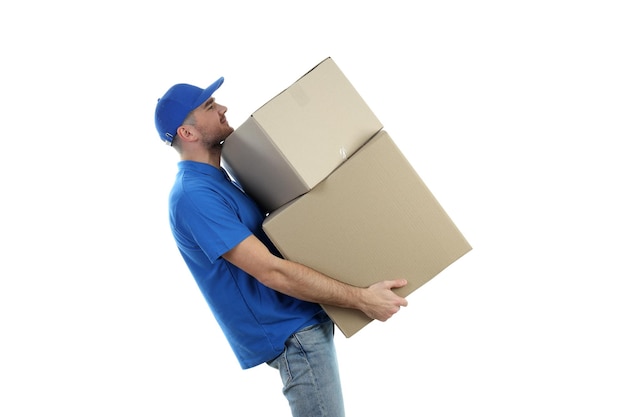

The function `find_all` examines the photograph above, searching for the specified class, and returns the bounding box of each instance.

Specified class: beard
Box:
[200,127,233,151]
[203,136,224,150]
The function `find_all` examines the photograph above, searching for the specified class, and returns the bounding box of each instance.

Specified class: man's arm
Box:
[222,235,408,322]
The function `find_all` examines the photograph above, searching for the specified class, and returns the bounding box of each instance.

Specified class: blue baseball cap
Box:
[154,77,225,145]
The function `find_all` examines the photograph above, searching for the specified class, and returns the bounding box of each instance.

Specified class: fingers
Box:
[371,279,408,291]
[387,278,408,289]
[388,280,409,307]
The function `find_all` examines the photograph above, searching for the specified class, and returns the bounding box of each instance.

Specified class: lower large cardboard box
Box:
[263,130,472,337]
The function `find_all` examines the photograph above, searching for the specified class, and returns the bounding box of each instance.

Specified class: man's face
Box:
[189,97,234,149]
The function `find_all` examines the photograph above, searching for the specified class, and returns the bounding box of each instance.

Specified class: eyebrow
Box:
[203,98,215,109]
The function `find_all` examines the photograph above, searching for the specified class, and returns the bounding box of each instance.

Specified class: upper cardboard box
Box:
[222,57,383,213]
[263,130,472,337]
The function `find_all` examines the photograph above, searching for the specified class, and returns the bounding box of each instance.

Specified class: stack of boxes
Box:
[222,57,471,337]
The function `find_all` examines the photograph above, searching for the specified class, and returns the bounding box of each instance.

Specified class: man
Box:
[154,76,408,417]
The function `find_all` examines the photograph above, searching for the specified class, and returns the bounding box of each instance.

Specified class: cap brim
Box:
[192,77,225,109]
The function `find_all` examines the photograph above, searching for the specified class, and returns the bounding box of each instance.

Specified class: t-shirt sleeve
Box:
[177,188,252,264]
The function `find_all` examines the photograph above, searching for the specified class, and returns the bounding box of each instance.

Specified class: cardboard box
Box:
[222,57,383,213]
[263,130,472,337]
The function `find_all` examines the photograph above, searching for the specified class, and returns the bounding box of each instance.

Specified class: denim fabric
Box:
[267,320,345,417]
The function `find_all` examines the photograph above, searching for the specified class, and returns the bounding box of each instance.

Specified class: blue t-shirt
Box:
[169,160,326,369]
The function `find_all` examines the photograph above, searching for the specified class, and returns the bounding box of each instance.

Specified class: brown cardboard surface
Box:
[222,57,382,213]
[263,130,472,337]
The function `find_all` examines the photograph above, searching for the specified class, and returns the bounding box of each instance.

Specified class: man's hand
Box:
[360,279,409,321]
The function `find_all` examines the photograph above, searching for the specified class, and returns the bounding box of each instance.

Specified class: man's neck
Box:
[180,150,222,169]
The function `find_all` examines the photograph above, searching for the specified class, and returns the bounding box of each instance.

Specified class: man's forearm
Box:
[269,257,365,309]
[268,257,408,322]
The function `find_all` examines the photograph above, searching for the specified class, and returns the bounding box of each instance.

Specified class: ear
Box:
[176,124,196,142]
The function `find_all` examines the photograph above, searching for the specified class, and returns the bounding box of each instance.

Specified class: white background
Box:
[1,1,625,415]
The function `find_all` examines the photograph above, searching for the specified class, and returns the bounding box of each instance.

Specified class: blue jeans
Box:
[267,320,345,417]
